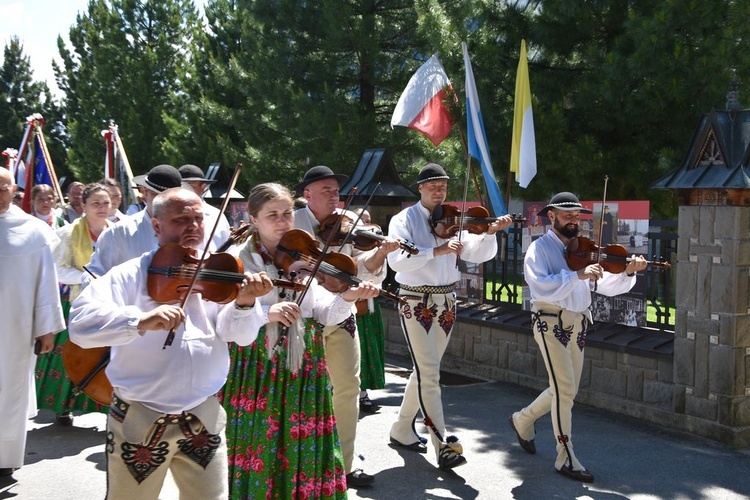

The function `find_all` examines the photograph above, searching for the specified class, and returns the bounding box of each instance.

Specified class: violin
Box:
[275,229,406,304]
[429,204,525,239]
[147,243,303,304]
[318,213,418,256]
[565,236,671,274]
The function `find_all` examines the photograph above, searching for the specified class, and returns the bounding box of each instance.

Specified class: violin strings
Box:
[163,266,245,283]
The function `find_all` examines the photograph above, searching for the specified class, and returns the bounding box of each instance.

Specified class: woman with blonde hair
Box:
[220,182,378,498]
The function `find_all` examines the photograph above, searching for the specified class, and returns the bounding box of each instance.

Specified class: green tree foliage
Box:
[0,37,66,181]
[54,0,750,217]
[192,0,434,190]
[55,0,198,182]
[413,0,750,216]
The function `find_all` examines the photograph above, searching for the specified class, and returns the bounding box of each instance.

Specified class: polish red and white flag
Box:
[391,54,455,146]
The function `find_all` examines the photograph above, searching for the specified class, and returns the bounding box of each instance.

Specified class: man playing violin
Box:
[509,191,647,483]
[293,165,400,487]
[387,163,513,471]
[69,188,271,500]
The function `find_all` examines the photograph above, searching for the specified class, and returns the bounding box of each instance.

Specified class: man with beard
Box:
[509,192,646,483]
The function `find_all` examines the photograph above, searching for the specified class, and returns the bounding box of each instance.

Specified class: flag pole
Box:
[12,121,33,181]
[112,128,139,205]
[35,125,65,207]
[456,127,484,204]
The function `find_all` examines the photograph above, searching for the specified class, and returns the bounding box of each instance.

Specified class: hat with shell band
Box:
[537,192,592,218]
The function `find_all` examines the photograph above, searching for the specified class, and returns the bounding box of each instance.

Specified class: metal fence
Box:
[483,220,677,332]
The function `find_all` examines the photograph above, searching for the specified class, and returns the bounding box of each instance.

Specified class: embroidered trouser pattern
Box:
[105,398,228,500]
[390,291,456,460]
[513,308,587,471]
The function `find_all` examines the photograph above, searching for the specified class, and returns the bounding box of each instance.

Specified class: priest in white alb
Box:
[0,167,65,478]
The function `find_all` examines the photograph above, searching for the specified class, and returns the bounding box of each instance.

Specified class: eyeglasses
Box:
[36,197,56,203]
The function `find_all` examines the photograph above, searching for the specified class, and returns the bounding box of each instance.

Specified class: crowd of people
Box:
[0,161,647,498]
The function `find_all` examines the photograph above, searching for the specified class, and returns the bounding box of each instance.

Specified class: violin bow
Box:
[337,183,380,252]
[162,163,244,349]
[273,187,358,350]
[595,176,609,262]
[593,175,609,292]
[293,187,358,308]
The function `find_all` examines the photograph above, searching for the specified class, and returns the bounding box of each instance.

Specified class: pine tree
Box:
[56,0,198,181]
[191,0,431,188]
[0,37,67,181]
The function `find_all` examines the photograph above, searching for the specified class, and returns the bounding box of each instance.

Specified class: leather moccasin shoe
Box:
[389,436,428,454]
[346,469,375,487]
[438,446,467,471]
[56,413,74,426]
[359,395,380,414]
[508,416,536,454]
[557,464,595,483]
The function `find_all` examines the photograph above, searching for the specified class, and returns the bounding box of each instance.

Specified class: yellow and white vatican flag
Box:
[509,40,537,188]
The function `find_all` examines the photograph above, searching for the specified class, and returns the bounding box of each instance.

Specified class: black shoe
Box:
[438,446,467,471]
[346,469,375,487]
[0,468,15,477]
[389,436,428,454]
[359,395,380,414]
[557,464,595,483]
[508,415,536,454]
[56,413,73,426]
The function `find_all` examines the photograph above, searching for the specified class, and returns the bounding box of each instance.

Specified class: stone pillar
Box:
[674,202,750,446]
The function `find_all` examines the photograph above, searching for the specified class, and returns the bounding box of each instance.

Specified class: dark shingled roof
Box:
[652,109,750,189]
[341,148,417,201]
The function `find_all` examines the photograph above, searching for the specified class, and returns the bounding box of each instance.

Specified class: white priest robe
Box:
[0,205,65,469]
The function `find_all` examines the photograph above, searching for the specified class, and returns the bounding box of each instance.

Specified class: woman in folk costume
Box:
[36,183,113,425]
[30,184,66,229]
[219,182,378,498]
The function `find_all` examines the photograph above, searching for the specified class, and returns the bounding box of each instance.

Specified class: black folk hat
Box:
[135,164,183,194]
[178,164,216,184]
[294,165,349,195]
[412,163,453,187]
[537,192,593,218]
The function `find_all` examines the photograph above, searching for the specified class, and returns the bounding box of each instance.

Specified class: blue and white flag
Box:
[462,42,507,216]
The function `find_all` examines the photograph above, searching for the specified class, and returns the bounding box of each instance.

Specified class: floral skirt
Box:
[219,318,347,499]
[357,304,385,390]
[35,299,107,415]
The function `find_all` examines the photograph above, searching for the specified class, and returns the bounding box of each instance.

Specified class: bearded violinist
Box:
[69,188,269,500]
[387,163,512,471]
[509,192,646,483]
[293,165,400,488]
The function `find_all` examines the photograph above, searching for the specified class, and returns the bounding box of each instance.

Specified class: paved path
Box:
[3,356,749,499]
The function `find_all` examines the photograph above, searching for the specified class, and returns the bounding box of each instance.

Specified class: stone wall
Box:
[672,205,750,447]
[380,300,748,447]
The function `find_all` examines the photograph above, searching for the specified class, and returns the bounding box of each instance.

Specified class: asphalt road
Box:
[3,355,749,499]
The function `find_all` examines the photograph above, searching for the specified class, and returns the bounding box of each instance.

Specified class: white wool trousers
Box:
[322,321,361,473]
[390,291,456,460]
[513,305,588,471]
